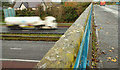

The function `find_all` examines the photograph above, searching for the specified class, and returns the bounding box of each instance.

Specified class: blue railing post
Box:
[74,3,93,70]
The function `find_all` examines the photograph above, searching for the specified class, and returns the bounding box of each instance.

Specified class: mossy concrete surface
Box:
[34,4,92,69]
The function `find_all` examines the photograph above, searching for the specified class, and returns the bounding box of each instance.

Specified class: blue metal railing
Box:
[74,3,93,70]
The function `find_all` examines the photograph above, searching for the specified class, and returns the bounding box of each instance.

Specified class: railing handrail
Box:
[74,3,93,70]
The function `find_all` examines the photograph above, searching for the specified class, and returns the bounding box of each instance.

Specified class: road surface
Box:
[2,41,55,60]
[94,5,118,68]
[1,40,55,68]
[0,26,68,34]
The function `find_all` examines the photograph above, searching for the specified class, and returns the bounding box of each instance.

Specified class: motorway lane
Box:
[94,5,118,68]
[0,26,68,34]
[2,41,55,60]
[1,40,56,68]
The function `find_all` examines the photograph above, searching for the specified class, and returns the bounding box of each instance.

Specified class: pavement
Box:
[1,40,55,68]
[0,26,68,34]
[94,5,118,68]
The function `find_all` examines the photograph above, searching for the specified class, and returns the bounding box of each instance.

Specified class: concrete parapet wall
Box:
[34,3,92,69]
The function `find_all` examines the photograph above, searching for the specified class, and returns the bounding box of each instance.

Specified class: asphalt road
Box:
[105,5,118,10]
[0,26,68,34]
[94,5,118,68]
[2,40,55,60]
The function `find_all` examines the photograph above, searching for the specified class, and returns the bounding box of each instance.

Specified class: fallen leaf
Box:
[96,44,99,46]
[97,29,100,31]
[92,62,94,66]
[107,57,111,60]
[109,50,112,52]
[96,60,99,62]
[111,58,117,62]
[95,42,98,44]
[101,51,105,54]
[98,53,101,55]
[100,27,103,29]
[106,22,109,24]
[94,25,97,27]
[92,58,96,61]
[106,32,109,34]
[100,60,103,63]
[111,47,114,50]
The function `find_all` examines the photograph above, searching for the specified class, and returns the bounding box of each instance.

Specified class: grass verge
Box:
[0,36,60,41]
[91,7,98,68]
[91,21,98,68]
[0,33,62,37]
[0,33,62,41]
[58,23,72,27]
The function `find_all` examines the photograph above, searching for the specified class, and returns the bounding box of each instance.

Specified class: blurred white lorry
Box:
[5,16,57,30]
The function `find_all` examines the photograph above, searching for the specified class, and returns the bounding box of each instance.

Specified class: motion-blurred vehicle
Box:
[5,16,57,30]
[100,1,106,6]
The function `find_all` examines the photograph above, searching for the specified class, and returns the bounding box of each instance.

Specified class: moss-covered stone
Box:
[34,4,92,69]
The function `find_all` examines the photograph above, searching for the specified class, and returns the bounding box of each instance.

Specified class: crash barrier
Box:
[3,8,16,17]
[34,3,92,69]
[74,3,93,70]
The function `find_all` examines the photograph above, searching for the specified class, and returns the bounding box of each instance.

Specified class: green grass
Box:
[91,22,97,68]
[1,33,62,37]
[1,33,62,41]
[91,8,98,68]
[58,23,72,26]
[0,36,59,41]
[0,22,5,25]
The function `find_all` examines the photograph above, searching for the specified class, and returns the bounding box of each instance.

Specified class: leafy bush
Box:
[7,2,90,23]
[62,2,90,23]
[16,9,36,16]
[29,2,90,23]
[63,6,78,22]
[0,10,2,22]
[1,10,4,22]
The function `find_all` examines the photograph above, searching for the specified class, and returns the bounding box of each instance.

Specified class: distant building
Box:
[14,0,52,10]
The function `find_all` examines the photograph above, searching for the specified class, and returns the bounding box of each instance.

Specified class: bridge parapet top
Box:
[34,3,92,69]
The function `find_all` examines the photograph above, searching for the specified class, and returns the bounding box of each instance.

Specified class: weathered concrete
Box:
[34,4,92,69]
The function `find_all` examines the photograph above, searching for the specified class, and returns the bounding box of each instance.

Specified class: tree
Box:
[64,6,78,22]
[2,2,10,7]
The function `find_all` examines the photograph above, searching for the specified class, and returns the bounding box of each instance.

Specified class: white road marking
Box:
[94,20,96,24]
[10,48,22,50]
[0,58,40,63]
[96,27,99,39]
[100,6,118,16]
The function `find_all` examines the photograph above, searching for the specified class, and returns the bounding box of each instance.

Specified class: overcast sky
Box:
[51,0,61,2]
[93,0,119,2]
[93,0,110,1]
[8,0,119,2]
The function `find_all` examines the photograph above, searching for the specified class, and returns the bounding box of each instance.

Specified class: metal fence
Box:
[74,3,93,70]
[3,8,16,17]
